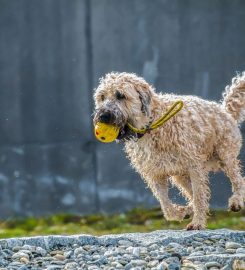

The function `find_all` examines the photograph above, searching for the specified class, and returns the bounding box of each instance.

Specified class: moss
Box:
[0,208,244,238]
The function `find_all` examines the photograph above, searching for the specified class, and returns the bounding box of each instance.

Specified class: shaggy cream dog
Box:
[93,72,245,230]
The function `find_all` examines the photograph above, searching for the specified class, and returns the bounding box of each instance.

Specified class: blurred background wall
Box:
[0,0,244,218]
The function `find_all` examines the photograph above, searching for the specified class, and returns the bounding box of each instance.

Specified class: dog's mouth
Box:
[117,125,131,141]
[93,110,144,142]
[116,124,144,142]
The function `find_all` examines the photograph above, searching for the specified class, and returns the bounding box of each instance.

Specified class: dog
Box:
[93,72,245,230]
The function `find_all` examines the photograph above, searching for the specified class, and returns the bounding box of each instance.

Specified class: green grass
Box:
[0,208,244,239]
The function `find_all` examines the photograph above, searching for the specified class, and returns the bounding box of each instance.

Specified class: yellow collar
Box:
[127,100,184,134]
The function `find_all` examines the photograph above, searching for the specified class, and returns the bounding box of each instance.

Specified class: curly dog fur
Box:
[93,72,245,230]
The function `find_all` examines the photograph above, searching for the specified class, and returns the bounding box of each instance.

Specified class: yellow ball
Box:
[94,122,120,143]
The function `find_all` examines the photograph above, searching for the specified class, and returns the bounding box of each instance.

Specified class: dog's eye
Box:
[101,95,105,101]
[116,91,126,100]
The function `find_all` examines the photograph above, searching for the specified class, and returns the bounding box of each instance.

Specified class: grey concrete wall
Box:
[0,0,244,218]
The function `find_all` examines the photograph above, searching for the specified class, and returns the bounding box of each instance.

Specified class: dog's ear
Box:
[137,90,151,116]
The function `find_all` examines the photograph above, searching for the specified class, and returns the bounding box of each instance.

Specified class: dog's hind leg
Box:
[222,159,245,212]
[146,175,192,222]
[187,167,210,230]
[216,138,245,212]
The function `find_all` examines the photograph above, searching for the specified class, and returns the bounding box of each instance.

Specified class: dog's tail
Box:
[222,72,245,124]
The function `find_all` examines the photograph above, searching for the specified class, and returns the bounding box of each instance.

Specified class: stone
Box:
[220,266,230,270]
[140,247,148,254]
[21,244,36,252]
[225,242,242,249]
[226,249,236,254]
[236,248,245,254]
[131,259,147,266]
[74,247,85,257]
[233,259,245,270]
[19,257,29,264]
[190,251,205,256]
[148,244,159,251]
[88,266,100,270]
[36,247,47,256]
[12,246,22,252]
[18,266,29,270]
[50,250,64,256]
[156,261,168,270]
[148,260,159,267]
[132,247,140,257]
[49,266,64,270]
[111,261,123,267]
[118,240,132,247]
[125,263,133,270]
[168,262,181,270]
[12,252,29,260]
[54,254,65,261]
[64,262,79,269]
[205,262,222,268]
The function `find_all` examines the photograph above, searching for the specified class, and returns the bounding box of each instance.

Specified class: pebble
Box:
[140,247,148,254]
[132,247,140,257]
[54,254,65,260]
[18,266,30,270]
[125,262,133,270]
[168,263,181,270]
[46,266,63,270]
[220,266,230,270]
[36,246,47,256]
[156,261,168,270]
[74,247,84,257]
[226,248,237,254]
[111,261,123,267]
[148,260,159,267]
[232,259,245,270]
[12,251,29,260]
[0,232,244,269]
[236,247,245,254]
[131,259,147,266]
[149,243,159,251]
[205,261,222,268]
[190,251,205,256]
[118,240,133,246]
[225,241,242,249]
[64,262,79,269]
[19,257,29,264]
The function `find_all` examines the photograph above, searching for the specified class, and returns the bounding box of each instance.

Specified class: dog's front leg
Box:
[146,176,191,222]
[187,167,210,230]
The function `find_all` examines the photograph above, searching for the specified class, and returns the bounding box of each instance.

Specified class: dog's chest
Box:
[124,137,186,175]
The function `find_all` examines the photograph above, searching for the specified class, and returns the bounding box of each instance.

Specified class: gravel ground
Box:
[0,230,244,270]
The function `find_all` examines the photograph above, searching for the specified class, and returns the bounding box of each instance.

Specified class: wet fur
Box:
[93,72,245,230]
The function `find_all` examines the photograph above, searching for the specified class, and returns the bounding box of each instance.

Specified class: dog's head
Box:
[93,72,155,141]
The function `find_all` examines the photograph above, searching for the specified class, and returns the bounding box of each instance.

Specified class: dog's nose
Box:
[99,112,114,123]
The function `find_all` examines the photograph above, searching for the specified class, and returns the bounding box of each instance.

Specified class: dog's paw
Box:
[186,223,204,230]
[228,195,244,212]
[165,205,193,222]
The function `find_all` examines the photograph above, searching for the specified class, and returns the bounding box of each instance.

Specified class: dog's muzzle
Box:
[94,112,138,142]
[98,111,115,124]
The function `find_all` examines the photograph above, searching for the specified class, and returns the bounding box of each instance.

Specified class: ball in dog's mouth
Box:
[94,122,120,143]
[94,122,139,143]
